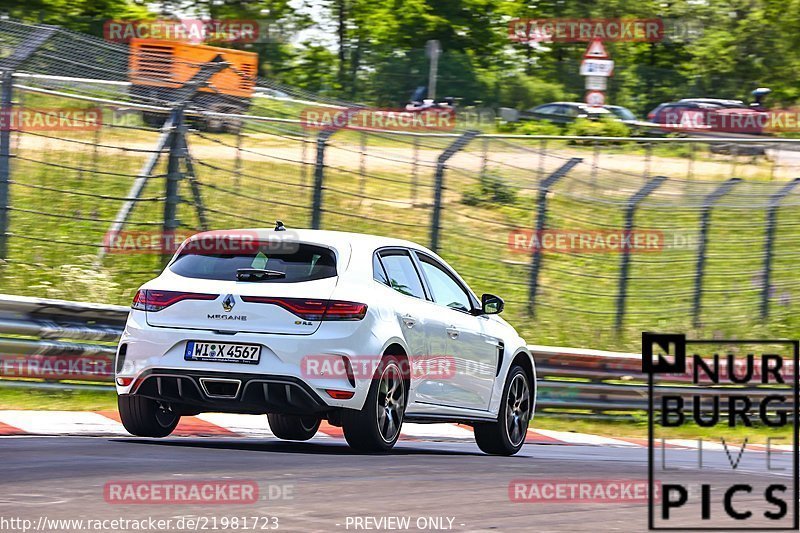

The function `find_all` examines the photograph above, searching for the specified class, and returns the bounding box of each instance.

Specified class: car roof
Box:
[678,98,745,106]
[184,228,432,255]
[534,102,610,112]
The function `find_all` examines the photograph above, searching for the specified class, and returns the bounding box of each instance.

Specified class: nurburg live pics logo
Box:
[643,332,799,530]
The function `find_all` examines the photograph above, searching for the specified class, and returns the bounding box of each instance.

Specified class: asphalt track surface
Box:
[1,435,795,532]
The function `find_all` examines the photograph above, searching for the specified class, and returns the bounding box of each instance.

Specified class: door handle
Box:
[446,325,459,339]
[401,314,416,328]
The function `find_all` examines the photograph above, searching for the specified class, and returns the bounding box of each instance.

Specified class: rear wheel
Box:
[342,356,406,452]
[474,365,531,456]
[118,395,180,438]
[267,414,320,441]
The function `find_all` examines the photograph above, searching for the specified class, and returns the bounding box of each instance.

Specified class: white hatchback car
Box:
[115,228,536,455]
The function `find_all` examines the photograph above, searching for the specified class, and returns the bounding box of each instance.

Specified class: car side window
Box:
[379,250,426,299]
[535,104,557,114]
[373,253,389,285]
[417,255,472,313]
[562,106,580,117]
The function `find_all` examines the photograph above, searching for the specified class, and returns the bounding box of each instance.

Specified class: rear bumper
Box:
[126,368,330,416]
[115,310,384,412]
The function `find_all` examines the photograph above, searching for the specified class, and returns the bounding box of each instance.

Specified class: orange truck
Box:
[129,38,258,132]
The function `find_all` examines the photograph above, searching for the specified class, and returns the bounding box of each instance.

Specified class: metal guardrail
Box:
[0,295,788,417]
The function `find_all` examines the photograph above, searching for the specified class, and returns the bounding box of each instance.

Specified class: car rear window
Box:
[169,243,337,282]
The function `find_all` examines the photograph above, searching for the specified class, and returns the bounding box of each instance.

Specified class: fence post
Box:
[162,106,185,264]
[760,177,800,319]
[0,72,12,260]
[692,178,740,327]
[310,128,339,230]
[429,131,479,253]
[0,26,56,261]
[615,175,668,331]
[527,158,582,316]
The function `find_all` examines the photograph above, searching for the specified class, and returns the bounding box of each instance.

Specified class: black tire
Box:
[118,395,179,438]
[267,414,320,441]
[474,365,532,456]
[342,356,406,452]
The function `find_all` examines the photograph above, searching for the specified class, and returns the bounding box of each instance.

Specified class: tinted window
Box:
[170,243,336,282]
[418,255,472,313]
[534,104,559,115]
[561,105,581,117]
[379,251,425,299]
[373,254,389,285]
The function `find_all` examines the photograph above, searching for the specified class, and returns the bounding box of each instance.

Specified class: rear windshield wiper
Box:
[236,268,286,281]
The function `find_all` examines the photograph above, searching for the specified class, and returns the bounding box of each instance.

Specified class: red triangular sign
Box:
[584,39,608,59]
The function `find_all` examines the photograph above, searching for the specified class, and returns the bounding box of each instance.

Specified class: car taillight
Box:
[131,289,217,312]
[240,297,367,321]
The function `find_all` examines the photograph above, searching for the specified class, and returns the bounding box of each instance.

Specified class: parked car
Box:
[115,228,537,455]
[521,102,612,124]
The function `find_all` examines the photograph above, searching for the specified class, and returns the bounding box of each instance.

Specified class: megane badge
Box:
[222,294,235,312]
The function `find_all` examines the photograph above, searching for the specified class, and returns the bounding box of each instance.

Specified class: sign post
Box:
[581,39,612,106]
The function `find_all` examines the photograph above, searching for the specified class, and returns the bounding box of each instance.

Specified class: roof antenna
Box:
[274,220,286,231]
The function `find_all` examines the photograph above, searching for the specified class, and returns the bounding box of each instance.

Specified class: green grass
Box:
[2,91,800,354]
[0,386,117,411]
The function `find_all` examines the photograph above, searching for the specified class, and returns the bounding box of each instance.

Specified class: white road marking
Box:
[0,410,127,436]
[534,428,639,447]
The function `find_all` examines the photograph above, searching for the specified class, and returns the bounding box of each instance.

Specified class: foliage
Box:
[462,173,518,207]
[564,118,631,139]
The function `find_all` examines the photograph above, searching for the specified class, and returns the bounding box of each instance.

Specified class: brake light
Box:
[239,297,367,321]
[132,290,217,312]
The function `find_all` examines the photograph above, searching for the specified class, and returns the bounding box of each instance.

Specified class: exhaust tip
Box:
[199,378,241,399]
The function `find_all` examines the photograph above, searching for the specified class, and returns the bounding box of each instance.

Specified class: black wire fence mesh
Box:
[3,19,800,350]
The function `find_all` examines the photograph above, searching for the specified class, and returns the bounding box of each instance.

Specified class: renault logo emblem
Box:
[222,294,235,312]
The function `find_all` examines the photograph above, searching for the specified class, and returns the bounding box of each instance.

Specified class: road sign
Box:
[585,76,607,91]
[580,59,614,77]
[583,39,608,59]
[585,91,605,106]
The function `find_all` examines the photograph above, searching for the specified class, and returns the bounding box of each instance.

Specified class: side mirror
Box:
[481,293,504,315]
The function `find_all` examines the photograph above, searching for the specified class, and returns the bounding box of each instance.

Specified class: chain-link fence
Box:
[3,19,800,352]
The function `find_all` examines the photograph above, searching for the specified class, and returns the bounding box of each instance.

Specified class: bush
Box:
[462,173,517,207]
[564,118,631,142]
[496,119,563,135]
[499,74,570,110]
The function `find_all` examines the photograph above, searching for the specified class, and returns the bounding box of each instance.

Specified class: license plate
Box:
[185,341,261,364]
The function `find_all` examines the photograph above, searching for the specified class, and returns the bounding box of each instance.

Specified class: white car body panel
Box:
[115,229,536,423]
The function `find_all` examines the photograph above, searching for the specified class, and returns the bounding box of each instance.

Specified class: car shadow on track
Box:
[110,438,487,456]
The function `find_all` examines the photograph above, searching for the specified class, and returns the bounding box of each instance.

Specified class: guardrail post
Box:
[310,128,339,229]
[615,176,668,331]
[429,131,479,252]
[760,177,800,318]
[527,158,582,316]
[692,178,740,327]
[0,72,12,260]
